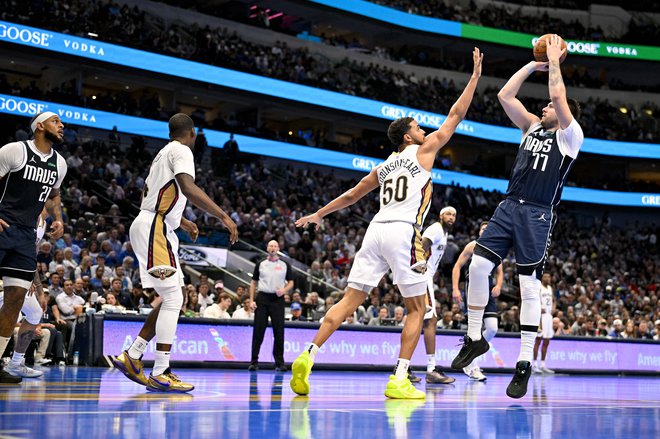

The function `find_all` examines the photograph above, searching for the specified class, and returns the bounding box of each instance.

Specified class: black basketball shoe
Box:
[450,335,490,370]
[506,361,532,399]
[0,367,22,384]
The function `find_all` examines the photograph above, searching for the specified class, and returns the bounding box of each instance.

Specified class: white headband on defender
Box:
[30,111,58,133]
[440,206,456,215]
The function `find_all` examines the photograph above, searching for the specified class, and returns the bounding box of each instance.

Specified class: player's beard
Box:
[45,130,63,145]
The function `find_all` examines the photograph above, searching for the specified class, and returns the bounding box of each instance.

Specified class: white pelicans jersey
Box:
[540,284,553,313]
[371,144,432,228]
[422,222,448,277]
[140,140,195,230]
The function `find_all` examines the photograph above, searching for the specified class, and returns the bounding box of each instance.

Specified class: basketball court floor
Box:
[0,367,658,438]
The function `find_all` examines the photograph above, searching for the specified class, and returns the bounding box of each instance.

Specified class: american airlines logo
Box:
[23,165,57,185]
[0,23,52,47]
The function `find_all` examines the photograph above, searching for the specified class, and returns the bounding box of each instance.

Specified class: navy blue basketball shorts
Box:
[475,198,555,279]
[0,225,37,282]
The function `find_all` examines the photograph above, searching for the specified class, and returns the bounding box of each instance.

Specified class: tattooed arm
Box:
[546,34,573,129]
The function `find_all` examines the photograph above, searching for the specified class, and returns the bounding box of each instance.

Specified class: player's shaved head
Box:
[169,113,195,139]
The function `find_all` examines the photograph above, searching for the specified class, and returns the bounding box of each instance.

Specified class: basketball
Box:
[534,34,567,63]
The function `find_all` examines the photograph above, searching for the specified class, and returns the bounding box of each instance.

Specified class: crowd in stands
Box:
[1,118,656,372]
[4,77,658,195]
[2,0,658,143]
[165,0,660,93]
[373,0,660,45]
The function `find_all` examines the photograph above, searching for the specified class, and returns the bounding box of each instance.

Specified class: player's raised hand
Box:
[526,60,549,72]
[472,47,483,78]
[295,212,322,231]
[546,34,566,63]
[0,218,9,233]
[49,220,64,239]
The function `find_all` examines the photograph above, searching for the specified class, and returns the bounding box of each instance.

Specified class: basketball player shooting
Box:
[290,47,483,400]
[450,35,584,399]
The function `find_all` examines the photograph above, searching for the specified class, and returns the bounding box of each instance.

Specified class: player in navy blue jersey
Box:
[451,35,584,398]
[0,112,68,383]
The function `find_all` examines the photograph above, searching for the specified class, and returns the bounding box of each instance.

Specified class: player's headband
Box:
[31,112,58,133]
[440,206,456,216]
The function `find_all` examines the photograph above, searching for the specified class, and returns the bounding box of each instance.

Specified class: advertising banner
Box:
[0,94,658,208]
[178,245,228,268]
[1,21,658,159]
[103,320,660,372]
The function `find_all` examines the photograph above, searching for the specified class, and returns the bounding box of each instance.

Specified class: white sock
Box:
[483,317,498,342]
[128,336,149,360]
[394,358,410,380]
[426,354,435,373]
[518,274,542,363]
[0,336,10,360]
[466,255,494,341]
[467,309,485,340]
[10,352,25,365]
[518,332,536,363]
[152,350,171,376]
[307,343,319,362]
[541,360,546,368]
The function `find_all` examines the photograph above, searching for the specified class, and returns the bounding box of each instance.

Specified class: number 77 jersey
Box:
[506,119,584,207]
[371,144,432,228]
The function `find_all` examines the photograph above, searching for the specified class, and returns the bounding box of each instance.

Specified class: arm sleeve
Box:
[0,142,25,178]
[53,154,68,189]
[556,119,584,159]
[170,144,196,179]
[252,261,261,281]
[285,262,295,281]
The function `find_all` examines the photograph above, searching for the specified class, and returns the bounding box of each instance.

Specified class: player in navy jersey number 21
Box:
[451,35,584,398]
[0,112,68,383]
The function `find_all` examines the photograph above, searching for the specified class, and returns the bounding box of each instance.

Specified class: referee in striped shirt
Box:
[249,240,294,371]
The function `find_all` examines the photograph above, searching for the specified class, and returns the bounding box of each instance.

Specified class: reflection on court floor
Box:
[0,367,658,438]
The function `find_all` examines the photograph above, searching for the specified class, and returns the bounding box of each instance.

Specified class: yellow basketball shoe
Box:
[290,351,313,395]
[113,351,148,386]
[146,368,195,393]
[384,375,426,399]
